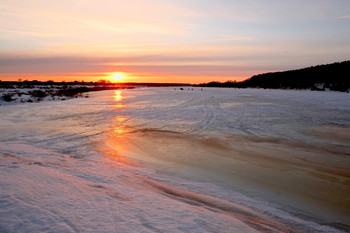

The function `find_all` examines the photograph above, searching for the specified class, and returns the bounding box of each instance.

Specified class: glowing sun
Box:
[110,72,126,82]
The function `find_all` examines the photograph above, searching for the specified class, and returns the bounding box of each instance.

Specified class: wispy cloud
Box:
[337,15,350,19]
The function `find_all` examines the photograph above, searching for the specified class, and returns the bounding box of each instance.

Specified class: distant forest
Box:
[199,61,350,92]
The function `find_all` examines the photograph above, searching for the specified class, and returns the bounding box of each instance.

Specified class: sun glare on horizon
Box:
[110,72,126,82]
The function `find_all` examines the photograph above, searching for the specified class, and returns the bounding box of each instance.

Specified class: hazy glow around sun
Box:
[110,72,126,82]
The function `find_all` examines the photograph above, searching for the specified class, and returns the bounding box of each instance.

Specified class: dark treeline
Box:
[198,61,350,92]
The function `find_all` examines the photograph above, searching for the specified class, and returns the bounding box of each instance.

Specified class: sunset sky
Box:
[1,0,350,83]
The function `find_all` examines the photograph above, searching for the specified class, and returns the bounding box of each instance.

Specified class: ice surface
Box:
[1,88,349,232]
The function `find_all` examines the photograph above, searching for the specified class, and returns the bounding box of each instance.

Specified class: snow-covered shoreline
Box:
[0,86,90,105]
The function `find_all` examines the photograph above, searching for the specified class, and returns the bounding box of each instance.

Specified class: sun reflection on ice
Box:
[99,146,131,165]
[102,88,134,166]
[114,116,128,137]
[113,90,127,137]
[114,90,123,102]
[116,117,126,122]
[113,90,124,109]
[114,126,126,137]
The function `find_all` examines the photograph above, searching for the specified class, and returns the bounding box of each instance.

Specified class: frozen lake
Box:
[1,87,350,232]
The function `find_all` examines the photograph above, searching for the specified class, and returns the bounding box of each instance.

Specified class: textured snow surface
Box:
[1,88,349,232]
